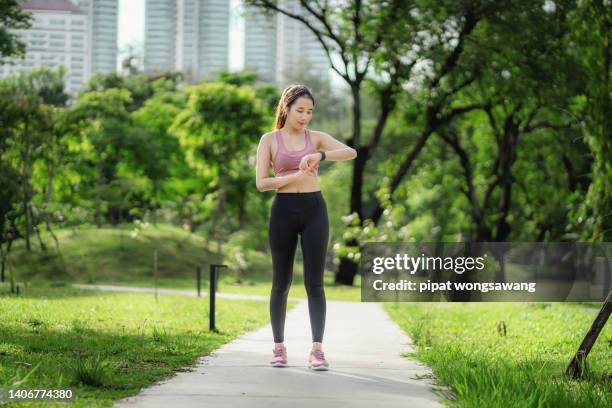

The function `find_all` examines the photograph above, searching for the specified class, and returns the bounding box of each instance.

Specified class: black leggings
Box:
[268,191,329,343]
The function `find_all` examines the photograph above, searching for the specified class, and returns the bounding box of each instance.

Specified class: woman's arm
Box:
[255,133,313,192]
[316,131,357,161]
[257,172,300,192]
[299,131,357,171]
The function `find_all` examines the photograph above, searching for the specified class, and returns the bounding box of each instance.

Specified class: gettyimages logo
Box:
[371,253,487,275]
[360,242,612,302]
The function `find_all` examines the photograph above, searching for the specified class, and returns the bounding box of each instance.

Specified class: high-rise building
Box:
[243,5,276,83]
[144,0,230,81]
[0,0,90,93]
[0,0,119,93]
[144,0,176,72]
[72,0,119,74]
[176,0,199,74]
[198,0,230,78]
[243,0,331,86]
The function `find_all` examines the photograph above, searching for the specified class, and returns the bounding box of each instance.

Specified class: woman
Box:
[255,85,357,371]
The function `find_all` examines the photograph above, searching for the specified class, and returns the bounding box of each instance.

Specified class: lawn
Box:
[5,223,361,302]
[0,285,288,407]
[385,302,612,408]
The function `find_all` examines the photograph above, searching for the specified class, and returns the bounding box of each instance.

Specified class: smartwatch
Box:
[318,150,326,161]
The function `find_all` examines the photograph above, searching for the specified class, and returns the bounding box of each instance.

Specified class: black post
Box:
[196,265,201,297]
[209,264,227,331]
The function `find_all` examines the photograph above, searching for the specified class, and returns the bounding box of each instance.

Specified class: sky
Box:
[117,0,244,71]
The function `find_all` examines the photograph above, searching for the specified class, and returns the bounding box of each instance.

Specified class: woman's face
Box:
[286,96,314,129]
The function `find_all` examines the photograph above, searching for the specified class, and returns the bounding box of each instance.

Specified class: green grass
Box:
[8,223,219,284]
[5,223,361,301]
[0,285,290,407]
[385,302,612,407]
[78,269,362,302]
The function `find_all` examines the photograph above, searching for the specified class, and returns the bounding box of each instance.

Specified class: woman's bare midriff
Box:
[277,172,320,193]
[270,131,321,193]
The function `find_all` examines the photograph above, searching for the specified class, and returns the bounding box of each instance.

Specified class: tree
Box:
[64,88,132,227]
[246,0,503,284]
[0,0,32,64]
[0,161,20,282]
[80,71,183,112]
[0,85,21,280]
[568,0,612,242]
[433,0,585,243]
[0,67,68,251]
[170,81,269,252]
[216,69,281,119]
[130,88,187,223]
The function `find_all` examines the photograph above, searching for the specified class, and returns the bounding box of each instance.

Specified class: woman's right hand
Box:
[293,165,318,179]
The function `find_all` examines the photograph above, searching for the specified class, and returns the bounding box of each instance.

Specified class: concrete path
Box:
[110,295,446,407]
[72,283,302,302]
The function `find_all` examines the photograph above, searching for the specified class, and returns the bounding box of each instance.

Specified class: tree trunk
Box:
[0,246,4,282]
[22,119,31,251]
[95,161,103,228]
[215,185,226,256]
[45,159,54,205]
[493,124,519,243]
[335,241,360,285]
[335,147,368,285]
[2,235,15,285]
[188,205,194,233]
[238,197,246,230]
[335,84,363,286]
[152,182,159,225]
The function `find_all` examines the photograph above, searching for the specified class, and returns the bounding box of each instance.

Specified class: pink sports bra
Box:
[272,129,316,177]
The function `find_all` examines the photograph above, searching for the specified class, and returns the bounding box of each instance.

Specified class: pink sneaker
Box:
[308,348,329,371]
[270,344,287,367]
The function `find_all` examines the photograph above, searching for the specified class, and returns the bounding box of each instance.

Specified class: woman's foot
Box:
[308,348,329,371]
[270,343,287,367]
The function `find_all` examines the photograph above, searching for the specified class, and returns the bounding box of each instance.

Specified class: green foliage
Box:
[69,88,132,123]
[80,71,182,112]
[0,162,19,242]
[223,230,272,278]
[129,89,187,211]
[64,88,132,176]
[0,0,32,63]
[567,0,612,241]
[170,81,270,241]
[61,88,134,225]
[216,70,258,86]
[254,84,281,118]
[0,66,69,257]
[8,224,218,283]
[215,70,280,125]
[0,0,610,289]
[171,81,267,173]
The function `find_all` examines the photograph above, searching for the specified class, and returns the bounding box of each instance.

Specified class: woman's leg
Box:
[269,202,299,343]
[300,196,329,343]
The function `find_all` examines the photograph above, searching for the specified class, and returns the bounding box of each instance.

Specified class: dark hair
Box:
[273,84,315,129]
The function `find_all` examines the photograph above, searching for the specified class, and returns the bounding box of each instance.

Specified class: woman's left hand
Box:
[299,153,320,174]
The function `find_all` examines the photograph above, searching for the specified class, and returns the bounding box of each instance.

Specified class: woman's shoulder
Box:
[307,129,332,138]
[259,130,277,144]
[307,129,332,146]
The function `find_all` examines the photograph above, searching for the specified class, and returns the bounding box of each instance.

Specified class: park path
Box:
[72,283,300,301]
[74,284,447,408]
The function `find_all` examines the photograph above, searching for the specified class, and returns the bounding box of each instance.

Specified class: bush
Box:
[223,231,272,278]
